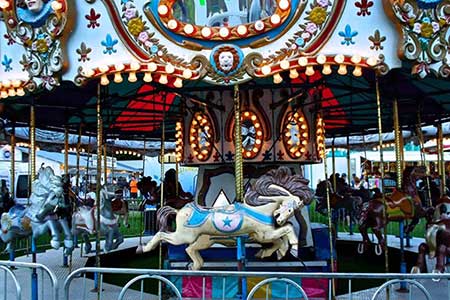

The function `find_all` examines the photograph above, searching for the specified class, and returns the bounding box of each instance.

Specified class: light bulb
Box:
[352,66,362,77]
[174,78,183,88]
[100,74,109,85]
[159,74,168,84]
[338,64,347,75]
[305,65,315,76]
[322,64,332,75]
[114,73,123,83]
[273,73,282,84]
[128,72,137,82]
[143,72,152,82]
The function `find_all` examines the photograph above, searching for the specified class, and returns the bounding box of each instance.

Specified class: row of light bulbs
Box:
[316,116,325,159]
[175,121,183,163]
[115,150,141,157]
[61,147,86,153]
[190,113,212,161]
[0,0,63,11]
[16,142,40,151]
[0,79,26,99]
[83,61,194,88]
[284,112,308,158]
[260,54,379,83]
[242,111,263,158]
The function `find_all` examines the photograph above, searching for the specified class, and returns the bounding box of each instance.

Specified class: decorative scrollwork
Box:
[1,0,68,91]
[388,0,450,78]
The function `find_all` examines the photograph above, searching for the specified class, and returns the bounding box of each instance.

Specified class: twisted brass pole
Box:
[438,123,445,195]
[10,125,15,199]
[234,84,243,202]
[393,99,402,190]
[95,83,102,300]
[375,77,389,276]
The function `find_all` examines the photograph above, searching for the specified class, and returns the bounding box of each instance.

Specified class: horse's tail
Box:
[157,206,178,232]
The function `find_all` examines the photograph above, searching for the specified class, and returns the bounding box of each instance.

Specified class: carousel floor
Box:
[337,232,424,253]
[3,234,447,300]
[7,236,158,300]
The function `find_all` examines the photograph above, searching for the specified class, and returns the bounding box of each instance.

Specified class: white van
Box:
[0,170,31,206]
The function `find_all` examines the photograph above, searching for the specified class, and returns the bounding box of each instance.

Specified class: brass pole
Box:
[322,124,336,298]
[10,126,15,200]
[30,105,36,184]
[347,136,351,186]
[175,160,179,197]
[234,84,243,202]
[95,83,102,298]
[416,111,432,206]
[75,125,82,191]
[393,99,402,189]
[438,123,446,195]
[375,77,389,275]
[64,127,69,175]
[158,100,166,297]
[332,138,336,191]
[103,144,107,184]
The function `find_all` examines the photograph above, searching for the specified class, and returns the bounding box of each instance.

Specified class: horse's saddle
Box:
[185,202,273,233]
[385,192,415,220]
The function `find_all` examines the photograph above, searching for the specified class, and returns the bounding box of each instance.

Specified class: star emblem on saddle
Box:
[222,216,233,227]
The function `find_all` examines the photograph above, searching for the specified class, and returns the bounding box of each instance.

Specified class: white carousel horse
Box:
[137,166,314,270]
[0,166,74,255]
[72,186,124,253]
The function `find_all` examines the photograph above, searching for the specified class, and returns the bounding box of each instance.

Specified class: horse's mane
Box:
[245,166,313,206]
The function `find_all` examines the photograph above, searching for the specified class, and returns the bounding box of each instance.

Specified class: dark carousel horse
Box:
[358,166,432,255]
[315,180,363,233]
[412,196,450,274]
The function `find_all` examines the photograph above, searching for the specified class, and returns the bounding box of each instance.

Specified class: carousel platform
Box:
[5,236,158,300]
[337,232,424,253]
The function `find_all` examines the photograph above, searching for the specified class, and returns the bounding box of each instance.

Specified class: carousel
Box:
[0,0,450,299]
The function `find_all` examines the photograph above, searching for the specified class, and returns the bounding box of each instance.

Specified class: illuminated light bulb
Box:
[251,115,257,121]
[184,24,194,35]
[302,140,307,145]
[334,54,345,64]
[299,117,304,122]
[237,25,247,36]
[113,63,124,72]
[295,152,301,157]
[254,20,265,31]
[16,87,25,96]
[100,74,109,85]
[301,124,307,129]
[51,0,62,11]
[316,54,327,64]
[246,152,252,157]
[159,74,168,84]
[302,132,308,137]
[337,64,347,75]
[8,88,15,97]
[244,111,250,117]
[12,80,21,88]
[201,27,212,38]
[353,66,362,77]
[280,60,290,70]
[113,72,123,83]
[85,69,95,78]
[273,73,282,84]
[174,77,183,88]
[298,57,308,67]
[165,64,175,74]
[322,64,332,75]
[257,131,263,136]
[201,149,208,155]
[143,72,152,82]
[289,68,299,79]
[198,154,204,160]
[158,4,169,16]
[305,65,315,76]
[99,65,109,73]
[130,61,140,71]
[261,65,271,75]
[128,71,137,82]
[300,147,306,153]
[183,68,193,79]
[1,90,7,98]
[367,56,378,66]
[0,0,10,9]
[168,19,178,30]
[255,139,262,145]
[351,54,362,64]
[148,62,158,72]
[2,80,10,88]
[252,148,258,153]
[254,123,261,128]
[270,14,281,25]
[219,27,229,38]
[278,0,290,10]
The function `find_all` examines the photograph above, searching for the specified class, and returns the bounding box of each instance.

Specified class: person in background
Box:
[351,173,357,188]
[129,175,138,199]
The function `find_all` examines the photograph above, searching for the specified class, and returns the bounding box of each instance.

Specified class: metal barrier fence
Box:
[0,260,58,300]
[64,267,450,300]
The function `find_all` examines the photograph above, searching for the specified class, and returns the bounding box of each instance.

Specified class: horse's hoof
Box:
[357,243,364,254]
[432,269,443,282]
[136,245,144,254]
[50,240,60,249]
[410,266,420,274]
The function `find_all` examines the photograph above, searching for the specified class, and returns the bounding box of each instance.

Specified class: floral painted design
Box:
[32,37,52,53]
[121,0,163,56]
[368,29,386,50]
[389,0,450,78]
[76,42,92,62]
[85,8,101,29]
[338,24,358,45]
[2,55,12,72]
[101,34,118,55]
[355,0,374,17]
[288,0,333,50]
[3,33,15,45]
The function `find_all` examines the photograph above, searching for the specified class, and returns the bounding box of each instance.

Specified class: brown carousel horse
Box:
[411,196,450,274]
[358,166,432,255]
